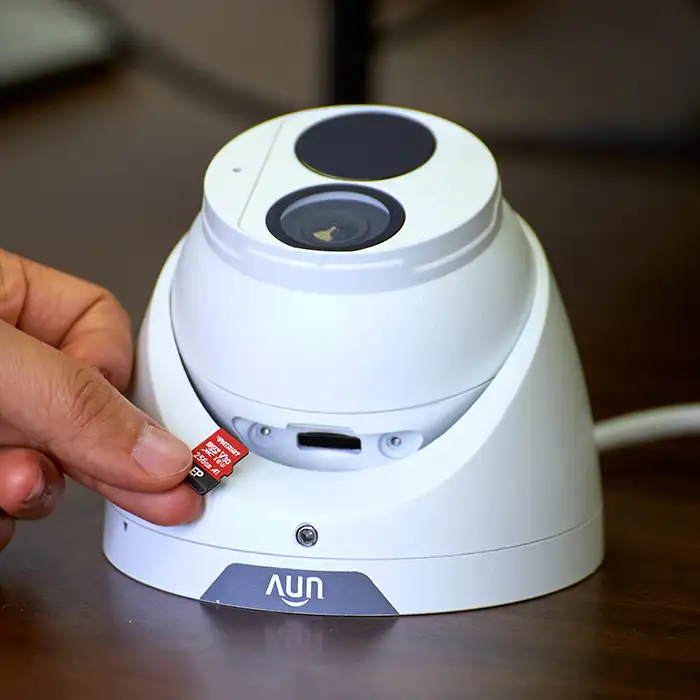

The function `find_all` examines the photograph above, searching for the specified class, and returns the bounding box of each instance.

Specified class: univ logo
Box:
[201,563,398,616]
[265,573,325,608]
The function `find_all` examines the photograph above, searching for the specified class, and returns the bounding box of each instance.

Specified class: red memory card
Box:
[185,429,249,495]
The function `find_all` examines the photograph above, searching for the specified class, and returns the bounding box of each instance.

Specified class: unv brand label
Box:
[200,564,398,616]
[265,573,324,608]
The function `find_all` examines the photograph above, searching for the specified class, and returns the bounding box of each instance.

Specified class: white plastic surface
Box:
[204,105,500,255]
[104,505,603,615]
[103,216,605,614]
[172,200,534,417]
[170,105,536,436]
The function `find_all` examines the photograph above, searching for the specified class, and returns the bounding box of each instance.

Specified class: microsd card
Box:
[185,429,249,495]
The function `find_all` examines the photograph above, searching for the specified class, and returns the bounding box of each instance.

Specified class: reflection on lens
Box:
[279,191,391,251]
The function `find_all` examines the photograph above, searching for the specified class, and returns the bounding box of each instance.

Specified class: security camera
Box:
[171,107,536,473]
[103,106,604,616]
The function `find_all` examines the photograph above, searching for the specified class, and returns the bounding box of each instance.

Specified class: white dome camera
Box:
[172,106,534,472]
[103,106,604,617]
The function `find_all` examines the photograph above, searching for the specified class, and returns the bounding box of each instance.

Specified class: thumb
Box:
[0,320,192,492]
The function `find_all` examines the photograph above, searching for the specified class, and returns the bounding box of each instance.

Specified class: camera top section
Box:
[200,105,503,292]
[295,112,436,181]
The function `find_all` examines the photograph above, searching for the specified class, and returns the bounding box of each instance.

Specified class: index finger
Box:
[0,249,133,391]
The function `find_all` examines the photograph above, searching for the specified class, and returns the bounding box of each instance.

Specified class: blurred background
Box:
[1,0,700,420]
[0,8,700,700]
[2,7,700,696]
[1,7,700,692]
[4,0,699,147]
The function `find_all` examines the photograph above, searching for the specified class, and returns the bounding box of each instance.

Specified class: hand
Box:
[0,249,202,551]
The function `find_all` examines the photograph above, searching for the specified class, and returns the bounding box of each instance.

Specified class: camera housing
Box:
[103,105,604,616]
[169,107,535,472]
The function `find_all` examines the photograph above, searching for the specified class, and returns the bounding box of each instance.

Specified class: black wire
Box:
[327,0,376,104]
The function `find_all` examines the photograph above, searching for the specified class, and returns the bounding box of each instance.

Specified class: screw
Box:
[260,426,271,436]
[389,436,402,447]
[295,524,318,548]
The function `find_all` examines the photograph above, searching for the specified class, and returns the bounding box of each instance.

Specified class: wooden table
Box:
[0,67,699,699]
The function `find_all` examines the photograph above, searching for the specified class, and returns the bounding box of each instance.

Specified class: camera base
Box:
[104,504,602,616]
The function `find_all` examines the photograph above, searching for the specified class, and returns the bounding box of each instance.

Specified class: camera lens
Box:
[281,191,389,250]
[266,185,405,252]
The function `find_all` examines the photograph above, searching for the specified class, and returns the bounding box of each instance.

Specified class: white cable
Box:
[594,403,700,452]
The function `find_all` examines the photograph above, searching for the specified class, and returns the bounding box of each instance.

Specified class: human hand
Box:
[0,249,202,551]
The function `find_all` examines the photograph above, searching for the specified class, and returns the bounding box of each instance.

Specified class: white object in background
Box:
[0,0,118,93]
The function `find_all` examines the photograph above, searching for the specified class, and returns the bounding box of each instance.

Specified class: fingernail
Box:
[132,424,192,478]
[23,464,47,505]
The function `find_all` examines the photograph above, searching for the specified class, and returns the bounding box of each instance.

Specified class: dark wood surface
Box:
[0,68,699,700]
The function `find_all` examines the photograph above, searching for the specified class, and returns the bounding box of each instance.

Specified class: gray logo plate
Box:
[200,563,398,616]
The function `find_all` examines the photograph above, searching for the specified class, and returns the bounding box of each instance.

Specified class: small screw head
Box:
[260,426,271,436]
[389,436,402,447]
[295,524,318,548]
